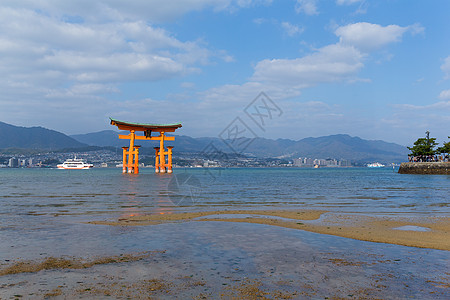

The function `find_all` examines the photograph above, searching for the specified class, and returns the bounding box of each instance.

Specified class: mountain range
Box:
[71,130,409,163]
[0,121,86,149]
[1,121,409,163]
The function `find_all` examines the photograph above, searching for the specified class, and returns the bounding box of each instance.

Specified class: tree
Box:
[437,137,450,155]
[407,131,439,157]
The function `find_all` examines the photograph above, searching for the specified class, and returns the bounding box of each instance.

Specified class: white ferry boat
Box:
[367,162,385,168]
[57,157,94,169]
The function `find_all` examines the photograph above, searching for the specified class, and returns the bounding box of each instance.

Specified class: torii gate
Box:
[110,118,182,174]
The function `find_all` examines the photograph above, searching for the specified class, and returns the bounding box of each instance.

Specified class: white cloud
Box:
[253,18,267,25]
[252,44,364,87]
[251,22,419,87]
[0,1,244,135]
[335,22,420,52]
[281,22,304,36]
[0,1,433,144]
[438,89,450,100]
[0,4,237,100]
[198,20,422,130]
[408,23,425,36]
[392,101,450,113]
[336,0,362,5]
[181,82,196,89]
[46,84,120,97]
[295,0,318,15]
[1,0,272,23]
[442,56,450,79]
[197,82,302,116]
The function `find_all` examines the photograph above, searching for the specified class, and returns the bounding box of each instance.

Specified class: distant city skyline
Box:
[0,1,449,145]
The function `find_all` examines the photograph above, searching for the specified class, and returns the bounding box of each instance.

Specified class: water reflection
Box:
[117,172,175,220]
[119,174,141,219]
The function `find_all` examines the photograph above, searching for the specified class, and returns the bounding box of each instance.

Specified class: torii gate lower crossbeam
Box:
[110,118,182,174]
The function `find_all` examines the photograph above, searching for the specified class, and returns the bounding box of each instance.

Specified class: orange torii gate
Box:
[110,118,182,174]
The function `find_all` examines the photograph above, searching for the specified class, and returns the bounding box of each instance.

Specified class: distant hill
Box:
[71,130,408,164]
[71,130,125,147]
[0,121,87,149]
[278,134,408,163]
[70,131,218,151]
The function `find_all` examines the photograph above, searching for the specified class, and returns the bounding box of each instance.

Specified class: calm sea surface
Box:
[1,167,449,219]
[1,167,449,247]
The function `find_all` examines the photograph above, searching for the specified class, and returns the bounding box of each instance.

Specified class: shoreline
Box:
[88,210,450,251]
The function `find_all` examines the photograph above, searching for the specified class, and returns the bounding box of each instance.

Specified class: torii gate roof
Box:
[110,118,182,132]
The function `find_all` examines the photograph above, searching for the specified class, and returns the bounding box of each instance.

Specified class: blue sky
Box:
[0,0,449,146]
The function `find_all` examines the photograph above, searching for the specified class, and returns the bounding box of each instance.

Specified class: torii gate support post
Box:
[121,147,128,173]
[134,146,141,174]
[167,146,173,173]
[128,130,135,173]
[159,132,166,173]
[154,147,160,173]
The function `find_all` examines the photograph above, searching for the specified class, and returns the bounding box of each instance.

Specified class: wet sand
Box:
[88,210,450,251]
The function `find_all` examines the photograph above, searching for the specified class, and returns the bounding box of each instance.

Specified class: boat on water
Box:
[57,157,94,169]
[367,162,385,168]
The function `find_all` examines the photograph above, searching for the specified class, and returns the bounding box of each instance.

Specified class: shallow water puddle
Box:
[393,225,431,232]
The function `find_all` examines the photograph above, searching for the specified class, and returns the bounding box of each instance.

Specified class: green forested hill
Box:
[0,121,87,149]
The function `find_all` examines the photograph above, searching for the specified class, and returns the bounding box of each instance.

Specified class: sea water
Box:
[1,167,448,217]
[0,167,449,298]
[0,167,449,230]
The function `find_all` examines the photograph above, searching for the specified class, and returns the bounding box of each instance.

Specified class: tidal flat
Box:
[0,168,449,298]
[1,221,449,299]
[89,209,450,251]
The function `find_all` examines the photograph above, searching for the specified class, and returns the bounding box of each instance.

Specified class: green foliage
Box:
[0,121,86,149]
[42,158,61,166]
[407,131,439,156]
[0,148,43,155]
[437,137,450,154]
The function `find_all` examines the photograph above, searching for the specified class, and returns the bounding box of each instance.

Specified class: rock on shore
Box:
[398,162,450,175]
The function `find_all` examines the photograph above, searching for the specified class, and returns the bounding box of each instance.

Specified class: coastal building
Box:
[293,158,303,167]
[339,159,351,167]
[8,157,18,168]
[294,157,352,167]
[314,159,327,166]
[325,158,338,166]
[305,158,314,165]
